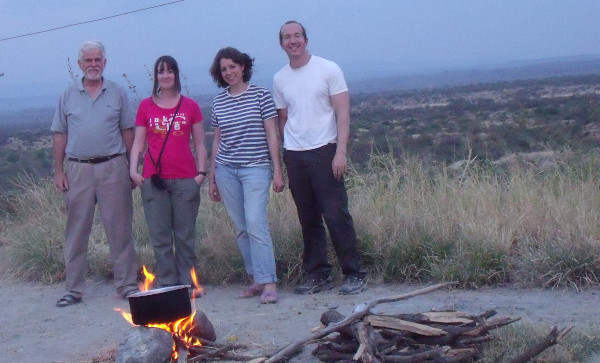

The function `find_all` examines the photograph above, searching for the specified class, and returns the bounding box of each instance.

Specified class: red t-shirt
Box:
[135,96,203,179]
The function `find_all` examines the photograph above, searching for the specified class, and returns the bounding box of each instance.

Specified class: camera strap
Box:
[147,95,183,176]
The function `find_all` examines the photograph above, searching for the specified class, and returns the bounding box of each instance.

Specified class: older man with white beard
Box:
[51,40,139,307]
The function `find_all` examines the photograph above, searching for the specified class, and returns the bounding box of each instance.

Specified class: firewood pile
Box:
[178,338,256,362]
[117,283,573,362]
[264,283,573,363]
[313,307,516,362]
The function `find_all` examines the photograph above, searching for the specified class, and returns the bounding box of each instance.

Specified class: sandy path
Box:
[1,279,599,362]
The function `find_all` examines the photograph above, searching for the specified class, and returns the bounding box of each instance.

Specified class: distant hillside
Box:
[2,55,599,112]
[2,73,599,191]
[348,56,600,93]
[348,73,600,166]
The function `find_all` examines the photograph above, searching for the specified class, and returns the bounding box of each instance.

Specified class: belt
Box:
[68,153,124,164]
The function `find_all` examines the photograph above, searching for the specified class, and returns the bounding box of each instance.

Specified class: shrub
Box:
[3,151,600,290]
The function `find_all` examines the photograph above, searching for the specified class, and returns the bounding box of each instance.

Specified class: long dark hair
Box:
[152,55,181,97]
[209,47,254,89]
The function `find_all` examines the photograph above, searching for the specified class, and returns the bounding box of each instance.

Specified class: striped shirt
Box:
[211,83,277,167]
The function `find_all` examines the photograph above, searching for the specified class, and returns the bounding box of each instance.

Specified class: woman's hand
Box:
[272,170,285,193]
[193,174,206,186]
[209,180,221,201]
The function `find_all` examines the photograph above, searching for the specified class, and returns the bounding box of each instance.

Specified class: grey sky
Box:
[1,0,599,99]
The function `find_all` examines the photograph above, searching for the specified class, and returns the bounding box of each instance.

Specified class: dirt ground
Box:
[1,276,600,363]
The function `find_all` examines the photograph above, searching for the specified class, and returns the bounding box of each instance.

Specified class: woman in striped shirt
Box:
[209,47,284,304]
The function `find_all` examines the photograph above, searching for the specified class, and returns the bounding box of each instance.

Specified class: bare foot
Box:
[238,283,264,299]
[260,283,278,304]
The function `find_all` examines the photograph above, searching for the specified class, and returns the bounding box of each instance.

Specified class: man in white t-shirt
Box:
[273,20,366,295]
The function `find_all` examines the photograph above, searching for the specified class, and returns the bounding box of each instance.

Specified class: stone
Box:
[115,326,173,363]
[189,310,217,342]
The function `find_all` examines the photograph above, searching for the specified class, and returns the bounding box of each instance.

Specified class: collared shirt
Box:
[51,78,134,158]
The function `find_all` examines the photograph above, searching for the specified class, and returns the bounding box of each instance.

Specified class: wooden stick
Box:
[505,326,573,363]
[176,341,188,363]
[460,315,521,336]
[312,346,355,361]
[187,342,255,362]
[352,321,381,363]
[363,315,449,336]
[264,282,455,363]
[383,347,447,362]
[457,333,495,346]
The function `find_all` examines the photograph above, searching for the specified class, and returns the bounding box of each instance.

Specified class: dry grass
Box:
[2,175,66,281]
[347,151,600,288]
[479,322,600,362]
[3,152,600,360]
[2,151,600,289]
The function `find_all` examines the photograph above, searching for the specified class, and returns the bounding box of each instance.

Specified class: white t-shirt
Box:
[273,55,348,151]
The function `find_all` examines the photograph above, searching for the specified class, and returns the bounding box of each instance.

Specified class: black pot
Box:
[128,285,192,325]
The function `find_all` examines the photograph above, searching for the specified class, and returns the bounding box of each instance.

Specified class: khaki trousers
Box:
[63,155,138,298]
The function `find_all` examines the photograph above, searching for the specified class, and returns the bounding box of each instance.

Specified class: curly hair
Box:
[209,47,254,89]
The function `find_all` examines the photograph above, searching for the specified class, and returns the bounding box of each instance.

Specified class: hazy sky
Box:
[1,0,599,99]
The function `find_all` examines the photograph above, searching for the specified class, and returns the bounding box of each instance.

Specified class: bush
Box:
[3,151,600,290]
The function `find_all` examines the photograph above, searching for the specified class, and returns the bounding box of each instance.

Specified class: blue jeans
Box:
[141,178,200,287]
[283,143,365,280]
[215,164,277,284]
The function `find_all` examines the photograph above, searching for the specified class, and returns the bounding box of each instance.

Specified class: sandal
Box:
[260,291,278,304]
[56,294,82,307]
[238,285,263,299]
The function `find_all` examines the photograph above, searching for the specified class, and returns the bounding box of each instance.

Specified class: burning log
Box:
[117,266,226,361]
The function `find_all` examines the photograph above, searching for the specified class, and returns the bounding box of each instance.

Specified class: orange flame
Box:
[115,308,133,325]
[190,267,203,299]
[117,266,203,359]
[152,312,201,343]
[146,311,202,358]
[139,265,155,292]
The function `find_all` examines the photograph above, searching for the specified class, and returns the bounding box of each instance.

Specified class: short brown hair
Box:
[279,20,307,43]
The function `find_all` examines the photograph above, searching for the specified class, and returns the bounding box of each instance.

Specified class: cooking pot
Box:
[128,285,192,325]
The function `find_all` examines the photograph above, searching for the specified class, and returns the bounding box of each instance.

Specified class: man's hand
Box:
[332,152,347,181]
[54,170,69,191]
[130,172,144,188]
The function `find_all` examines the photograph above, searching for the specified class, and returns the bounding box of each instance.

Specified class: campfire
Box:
[116,266,208,361]
[112,280,571,362]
